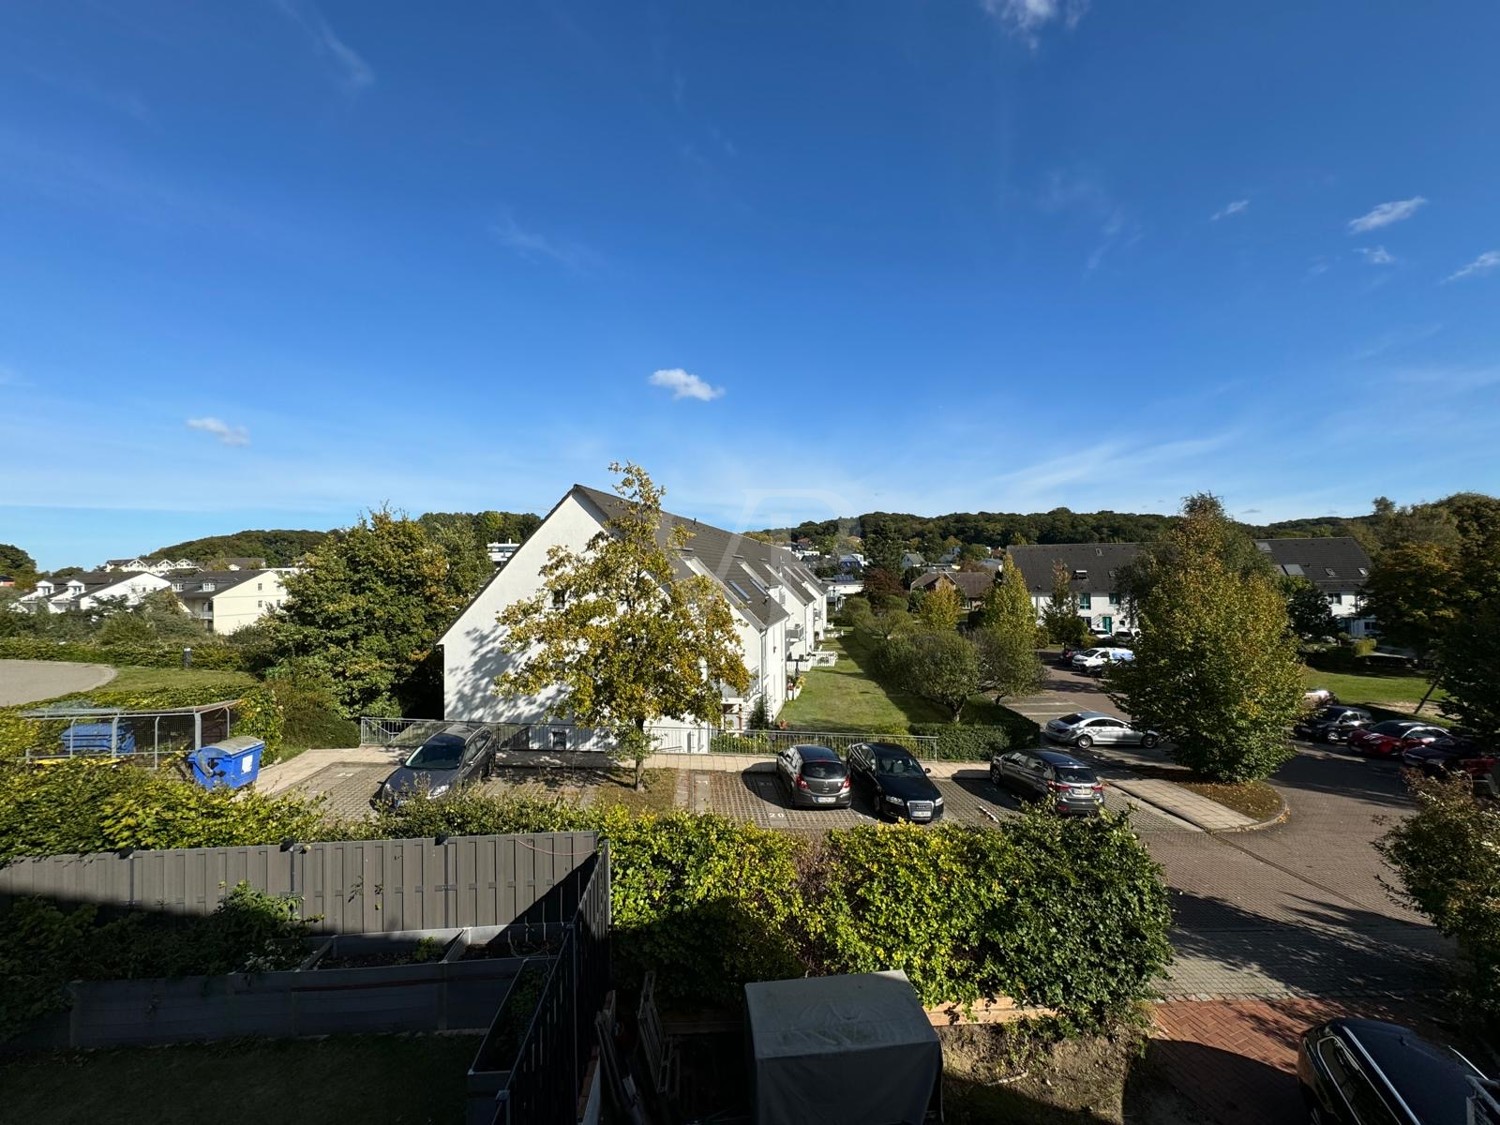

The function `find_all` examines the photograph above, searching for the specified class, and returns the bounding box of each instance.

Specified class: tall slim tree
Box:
[1107,496,1303,782]
[494,463,750,789]
[1041,560,1088,645]
[1280,576,1338,641]
[916,581,962,632]
[974,554,1043,699]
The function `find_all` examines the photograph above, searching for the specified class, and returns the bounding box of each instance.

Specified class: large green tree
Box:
[0,544,37,589]
[974,554,1043,699]
[1107,495,1303,782]
[1436,606,1500,740]
[1280,576,1338,641]
[269,509,464,717]
[494,463,749,788]
[885,629,981,721]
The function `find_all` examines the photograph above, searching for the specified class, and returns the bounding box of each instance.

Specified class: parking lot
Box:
[702,762,1153,833]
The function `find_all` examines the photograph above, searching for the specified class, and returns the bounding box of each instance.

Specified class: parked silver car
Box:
[1043,710,1160,750]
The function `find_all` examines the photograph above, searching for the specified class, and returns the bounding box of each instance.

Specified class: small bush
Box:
[710,731,772,755]
[1379,775,1500,1026]
[909,724,1011,761]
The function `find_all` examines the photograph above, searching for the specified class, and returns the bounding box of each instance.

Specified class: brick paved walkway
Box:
[1150,997,1435,1125]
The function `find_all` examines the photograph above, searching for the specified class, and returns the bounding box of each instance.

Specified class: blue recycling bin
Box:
[61,723,137,756]
[187,735,264,790]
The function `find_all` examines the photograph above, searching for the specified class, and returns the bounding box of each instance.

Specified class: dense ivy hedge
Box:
[0,638,248,671]
[0,767,1172,1030]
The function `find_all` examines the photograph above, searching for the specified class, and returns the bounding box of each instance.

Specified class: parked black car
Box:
[990,748,1104,816]
[1298,1017,1487,1123]
[376,725,495,807]
[775,744,852,808]
[1295,705,1374,745]
[847,742,944,823]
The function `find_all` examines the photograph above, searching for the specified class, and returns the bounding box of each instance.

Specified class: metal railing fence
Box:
[360,716,937,759]
[488,844,612,1125]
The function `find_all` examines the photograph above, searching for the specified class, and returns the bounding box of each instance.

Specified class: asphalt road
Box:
[0,659,116,706]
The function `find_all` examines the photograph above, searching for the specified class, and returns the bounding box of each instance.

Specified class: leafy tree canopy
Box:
[1280,576,1338,641]
[267,509,465,717]
[494,463,750,787]
[150,530,332,567]
[1107,494,1303,782]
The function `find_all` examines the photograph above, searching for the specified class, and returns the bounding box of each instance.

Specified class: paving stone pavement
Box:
[1150,997,1443,1125]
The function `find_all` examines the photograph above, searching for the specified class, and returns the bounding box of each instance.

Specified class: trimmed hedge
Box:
[0,767,1172,1030]
[0,638,247,671]
[908,724,1012,761]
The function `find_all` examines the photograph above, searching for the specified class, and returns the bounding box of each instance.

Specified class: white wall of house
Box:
[1326,592,1377,638]
[1028,592,1137,634]
[440,489,794,750]
[206,572,289,634]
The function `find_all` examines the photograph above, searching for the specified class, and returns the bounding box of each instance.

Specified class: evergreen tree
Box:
[917,582,962,632]
[1041,561,1088,645]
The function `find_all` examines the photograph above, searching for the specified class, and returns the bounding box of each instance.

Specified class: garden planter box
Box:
[17,926,547,1050]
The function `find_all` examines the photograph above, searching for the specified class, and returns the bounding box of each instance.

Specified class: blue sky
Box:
[2,1,1498,568]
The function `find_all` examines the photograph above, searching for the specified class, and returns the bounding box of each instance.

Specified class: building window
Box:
[1108,592,1119,606]
[257,583,262,591]
[1079,594,1093,610]
[257,600,263,608]
[550,728,567,751]
[552,589,567,609]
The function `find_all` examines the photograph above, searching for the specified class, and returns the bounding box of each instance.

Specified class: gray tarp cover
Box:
[745,970,941,1125]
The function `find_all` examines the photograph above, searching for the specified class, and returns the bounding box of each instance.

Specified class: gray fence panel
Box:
[0,833,599,934]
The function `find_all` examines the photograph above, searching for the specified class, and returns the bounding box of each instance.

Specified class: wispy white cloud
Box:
[1211,199,1249,222]
[491,212,599,272]
[979,0,1089,43]
[22,65,150,123]
[649,368,725,402]
[1351,323,1442,361]
[1347,196,1426,234]
[186,417,250,446]
[1443,250,1500,284]
[1040,171,1141,273]
[269,0,374,94]
[1356,246,1396,266]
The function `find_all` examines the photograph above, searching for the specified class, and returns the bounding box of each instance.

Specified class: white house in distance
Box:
[168,570,291,634]
[1006,544,1142,634]
[1007,535,1376,637]
[440,484,827,752]
[15,571,172,614]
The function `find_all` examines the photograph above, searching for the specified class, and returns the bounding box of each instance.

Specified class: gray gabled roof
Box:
[909,570,996,599]
[1253,537,1371,593]
[1005,544,1143,595]
[574,485,818,631]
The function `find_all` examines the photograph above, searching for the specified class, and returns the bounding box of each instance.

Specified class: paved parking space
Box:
[290,762,389,819]
[702,763,1162,832]
[1008,660,1125,726]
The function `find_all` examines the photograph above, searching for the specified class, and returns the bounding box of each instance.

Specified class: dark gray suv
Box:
[991,748,1105,816]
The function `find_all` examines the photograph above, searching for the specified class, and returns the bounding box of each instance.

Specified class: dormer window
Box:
[200,582,216,592]
[1073,569,1088,580]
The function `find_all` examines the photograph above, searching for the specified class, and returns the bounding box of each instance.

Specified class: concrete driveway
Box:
[0,659,116,706]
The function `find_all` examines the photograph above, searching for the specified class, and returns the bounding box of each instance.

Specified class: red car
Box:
[1347,719,1448,757]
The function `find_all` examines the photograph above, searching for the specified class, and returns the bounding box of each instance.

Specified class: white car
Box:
[1044,710,1160,750]
[1070,647,1134,673]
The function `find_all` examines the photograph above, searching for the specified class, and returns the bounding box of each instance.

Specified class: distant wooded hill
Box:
[150,529,334,567]
[769,509,1380,551]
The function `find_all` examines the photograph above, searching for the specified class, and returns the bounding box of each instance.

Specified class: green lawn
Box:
[2,1033,481,1125]
[1300,666,1445,713]
[778,633,1013,733]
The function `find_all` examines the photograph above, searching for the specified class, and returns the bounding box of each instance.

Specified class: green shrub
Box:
[1379,775,1500,1026]
[709,731,773,755]
[808,814,1171,1030]
[0,761,325,862]
[265,661,360,751]
[908,724,1011,761]
[361,797,806,1004]
[236,683,286,760]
